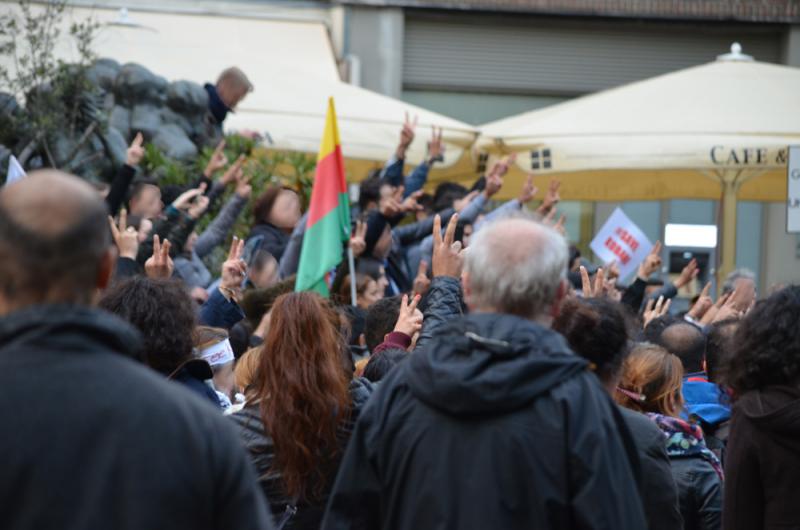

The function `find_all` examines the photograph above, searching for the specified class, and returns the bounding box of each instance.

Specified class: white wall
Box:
[762,203,800,289]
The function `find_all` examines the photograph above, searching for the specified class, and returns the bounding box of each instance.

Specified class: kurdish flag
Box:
[295,98,351,295]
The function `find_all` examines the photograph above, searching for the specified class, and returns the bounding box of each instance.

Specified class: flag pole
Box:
[347,246,357,307]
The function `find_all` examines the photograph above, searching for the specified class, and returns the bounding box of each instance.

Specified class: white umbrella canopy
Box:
[3,4,478,176]
[478,46,800,279]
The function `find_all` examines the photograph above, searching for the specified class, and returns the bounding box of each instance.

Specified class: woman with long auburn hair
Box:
[616,343,723,530]
[230,291,373,530]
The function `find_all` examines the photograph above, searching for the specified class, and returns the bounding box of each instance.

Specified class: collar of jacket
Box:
[0,303,144,361]
[204,83,230,124]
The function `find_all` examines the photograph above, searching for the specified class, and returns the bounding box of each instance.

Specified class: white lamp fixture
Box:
[664,224,718,248]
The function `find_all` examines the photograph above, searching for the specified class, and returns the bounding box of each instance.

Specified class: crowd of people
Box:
[0,67,798,530]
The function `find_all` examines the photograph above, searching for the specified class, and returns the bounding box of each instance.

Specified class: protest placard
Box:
[590,207,654,279]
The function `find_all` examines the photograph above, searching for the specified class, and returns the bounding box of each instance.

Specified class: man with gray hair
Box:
[323,214,646,530]
[204,66,254,135]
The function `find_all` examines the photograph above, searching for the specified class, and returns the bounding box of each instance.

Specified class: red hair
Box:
[254,292,350,500]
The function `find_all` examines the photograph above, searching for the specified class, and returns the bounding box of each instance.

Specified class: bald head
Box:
[0,170,112,311]
[464,216,568,321]
[657,322,706,374]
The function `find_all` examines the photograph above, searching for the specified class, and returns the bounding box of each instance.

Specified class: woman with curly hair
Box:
[230,291,372,530]
[722,285,800,530]
[616,343,722,530]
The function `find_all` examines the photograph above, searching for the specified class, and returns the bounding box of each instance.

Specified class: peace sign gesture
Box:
[643,295,672,329]
[203,140,229,178]
[144,234,173,279]
[638,241,663,280]
[220,236,247,296]
[427,126,444,163]
[349,220,368,258]
[432,214,465,278]
[688,281,713,321]
[126,132,145,167]
[536,179,561,216]
[413,260,431,297]
[518,174,539,204]
[108,208,139,259]
[401,113,418,148]
[394,293,424,338]
[222,154,247,186]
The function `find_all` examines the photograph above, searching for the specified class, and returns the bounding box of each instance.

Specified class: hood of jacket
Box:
[682,374,731,426]
[737,385,800,437]
[0,304,143,361]
[406,312,587,417]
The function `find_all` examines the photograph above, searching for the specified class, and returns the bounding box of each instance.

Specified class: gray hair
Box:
[465,214,568,320]
[217,66,253,92]
[722,268,756,295]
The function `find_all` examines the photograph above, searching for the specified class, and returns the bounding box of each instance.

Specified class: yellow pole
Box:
[718,180,738,288]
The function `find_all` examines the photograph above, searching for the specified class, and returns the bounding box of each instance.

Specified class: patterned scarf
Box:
[646,413,724,481]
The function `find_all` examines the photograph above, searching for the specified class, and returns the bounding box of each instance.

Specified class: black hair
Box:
[0,189,109,306]
[417,193,434,214]
[358,175,383,212]
[432,182,467,212]
[356,258,385,282]
[705,318,738,384]
[552,297,631,384]
[240,275,296,329]
[339,304,366,346]
[656,322,706,374]
[725,286,800,396]
[98,277,196,376]
[127,177,160,205]
[363,348,409,383]
[641,313,681,343]
[364,295,402,352]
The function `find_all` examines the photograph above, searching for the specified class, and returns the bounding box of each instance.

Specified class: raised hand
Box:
[401,189,425,213]
[203,140,228,178]
[221,154,247,186]
[606,260,621,281]
[638,241,663,280]
[454,190,479,213]
[399,112,418,153]
[126,132,145,167]
[675,258,699,289]
[712,288,747,324]
[234,169,253,199]
[432,214,465,278]
[144,234,173,279]
[379,186,405,218]
[518,174,538,204]
[220,237,247,298]
[394,293,424,338]
[108,208,138,259]
[536,179,561,216]
[187,194,210,220]
[580,266,608,298]
[349,220,367,258]
[643,295,671,329]
[413,260,431,297]
[688,281,713,321]
[427,126,444,163]
[172,183,206,211]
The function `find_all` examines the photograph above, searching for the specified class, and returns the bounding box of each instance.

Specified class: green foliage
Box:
[0,0,100,167]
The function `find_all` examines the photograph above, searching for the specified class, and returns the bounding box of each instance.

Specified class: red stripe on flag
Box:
[307,145,346,227]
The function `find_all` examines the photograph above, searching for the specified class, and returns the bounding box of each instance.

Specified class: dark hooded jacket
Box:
[231,377,375,530]
[0,305,273,530]
[322,312,647,530]
[723,385,800,530]
[619,407,684,530]
[248,222,291,263]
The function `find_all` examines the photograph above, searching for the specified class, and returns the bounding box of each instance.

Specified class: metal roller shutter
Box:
[403,15,783,95]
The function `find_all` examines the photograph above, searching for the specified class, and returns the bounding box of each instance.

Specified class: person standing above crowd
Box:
[722,286,800,530]
[0,170,272,530]
[205,66,253,134]
[323,214,646,530]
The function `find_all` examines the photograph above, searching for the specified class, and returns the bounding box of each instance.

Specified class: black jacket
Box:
[0,305,273,530]
[322,312,647,530]
[248,222,291,262]
[723,385,800,530]
[672,456,722,530]
[619,407,684,530]
[231,377,375,530]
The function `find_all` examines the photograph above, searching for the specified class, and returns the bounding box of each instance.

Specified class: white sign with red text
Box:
[590,207,654,280]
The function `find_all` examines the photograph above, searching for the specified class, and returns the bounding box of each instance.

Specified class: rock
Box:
[86,58,121,92]
[167,80,208,114]
[109,105,131,138]
[152,124,197,160]
[100,126,128,168]
[160,107,194,137]
[114,63,168,105]
[130,103,162,140]
[0,92,20,116]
